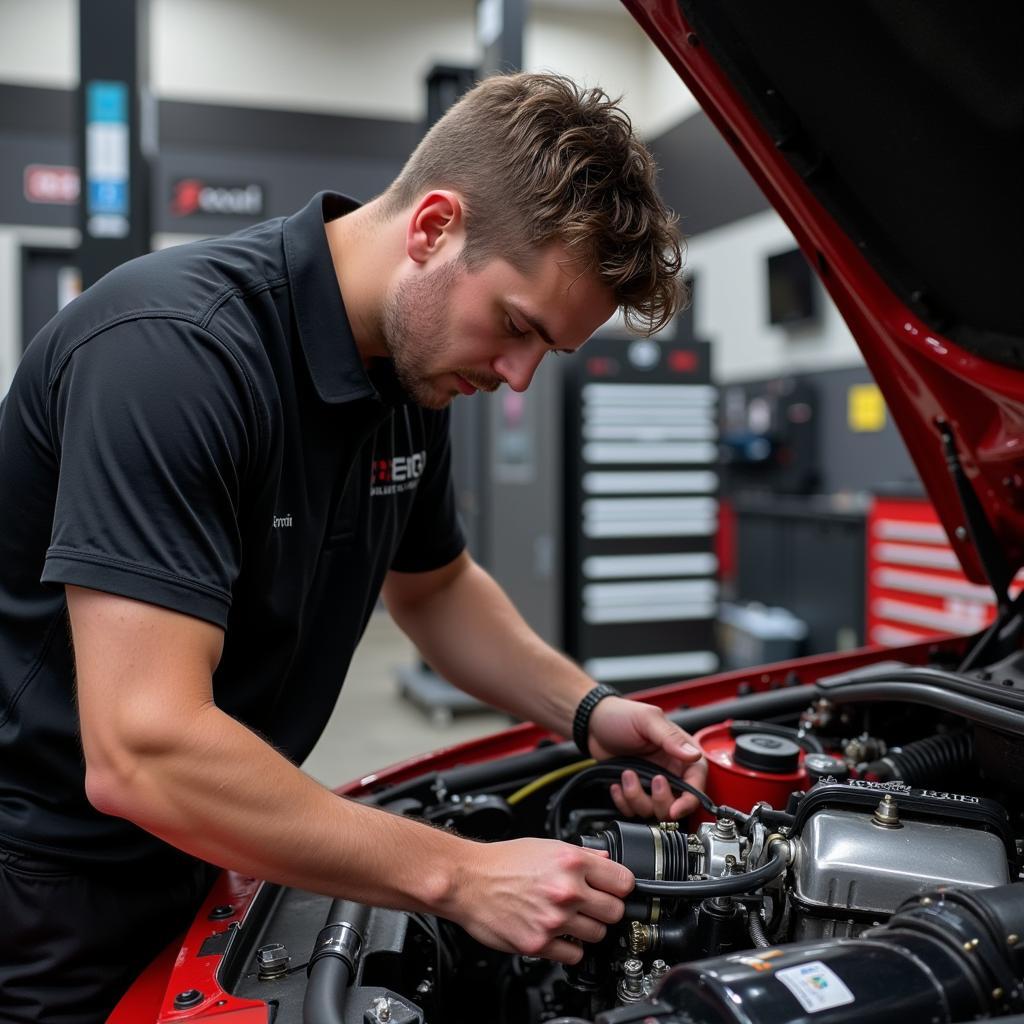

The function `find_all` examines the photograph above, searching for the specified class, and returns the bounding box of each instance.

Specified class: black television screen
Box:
[767,247,817,326]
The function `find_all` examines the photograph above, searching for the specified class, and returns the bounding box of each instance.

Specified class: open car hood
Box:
[625,0,1024,591]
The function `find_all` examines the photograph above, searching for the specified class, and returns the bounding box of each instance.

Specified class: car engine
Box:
[209,657,1024,1024]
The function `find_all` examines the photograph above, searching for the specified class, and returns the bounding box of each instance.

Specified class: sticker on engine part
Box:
[775,961,854,1013]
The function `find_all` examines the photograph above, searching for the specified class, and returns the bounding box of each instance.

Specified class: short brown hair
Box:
[382,72,685,335]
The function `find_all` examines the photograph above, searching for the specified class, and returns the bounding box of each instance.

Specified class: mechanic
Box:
[0,73,704,1022]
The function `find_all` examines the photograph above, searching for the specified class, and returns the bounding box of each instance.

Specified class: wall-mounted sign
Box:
[85,80,130,238]
[171,179,264,218]
[24,165,80,205]
[848,383,886,433]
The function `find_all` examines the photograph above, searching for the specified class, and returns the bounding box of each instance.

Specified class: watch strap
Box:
[572,684,622,757]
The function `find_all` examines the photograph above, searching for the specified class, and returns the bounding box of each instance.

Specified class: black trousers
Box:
[0,841,216,1024]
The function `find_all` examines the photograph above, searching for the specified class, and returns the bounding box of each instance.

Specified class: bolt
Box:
[370,996,393,1022]
[416,979,433,997]
[620,959,646,1001]
[955,526,968,540]
[208,904,234,920]
[1009,934,1020,946]
[256,943,290,980]
[173,990,204,1010]
[993,988,1005,1000]
[920,897,934,906]
[962,938,980,952]
[714,817,737,839]
[872,795,901,828]
[651,959,670,980]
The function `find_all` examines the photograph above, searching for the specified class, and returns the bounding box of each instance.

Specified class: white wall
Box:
[151,0,478,121]
[0,0,695,137]
[685,207,863,383]
[0,0,76,87]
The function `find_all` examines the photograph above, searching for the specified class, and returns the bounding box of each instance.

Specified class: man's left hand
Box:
[587,696,708,821]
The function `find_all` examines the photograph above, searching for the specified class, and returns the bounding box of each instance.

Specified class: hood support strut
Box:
[938,420,1023,670]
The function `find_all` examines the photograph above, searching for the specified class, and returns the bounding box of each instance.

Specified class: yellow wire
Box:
[506,758,596,806]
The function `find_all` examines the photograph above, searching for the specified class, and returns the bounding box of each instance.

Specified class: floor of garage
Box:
[300,610,511,789]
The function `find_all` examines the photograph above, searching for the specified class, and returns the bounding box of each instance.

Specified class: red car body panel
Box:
[625,0,1024,587]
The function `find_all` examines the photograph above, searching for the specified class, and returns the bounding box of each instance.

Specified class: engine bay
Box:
[187,647,1024,1024]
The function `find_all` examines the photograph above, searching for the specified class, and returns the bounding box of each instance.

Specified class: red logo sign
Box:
[24,165,80,204]
[172,179,264,217]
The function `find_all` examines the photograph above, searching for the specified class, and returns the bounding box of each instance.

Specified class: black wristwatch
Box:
[572,684,622,757]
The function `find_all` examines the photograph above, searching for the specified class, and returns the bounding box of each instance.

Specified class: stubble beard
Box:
[382,259,461,410]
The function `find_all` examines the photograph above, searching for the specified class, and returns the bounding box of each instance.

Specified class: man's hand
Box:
[588,697,708,820]
[446,838,633,964]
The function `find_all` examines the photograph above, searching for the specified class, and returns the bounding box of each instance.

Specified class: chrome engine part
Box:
[790,788,1012,939]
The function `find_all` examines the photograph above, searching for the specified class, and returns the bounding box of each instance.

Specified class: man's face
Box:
[381,242,617,410]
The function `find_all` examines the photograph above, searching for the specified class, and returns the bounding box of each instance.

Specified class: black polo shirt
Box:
[0,192,465,868]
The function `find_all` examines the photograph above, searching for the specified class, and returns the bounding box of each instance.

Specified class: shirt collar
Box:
[282,191,377,405]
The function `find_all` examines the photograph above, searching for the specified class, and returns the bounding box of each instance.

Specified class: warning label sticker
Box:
[775,960,855,1013]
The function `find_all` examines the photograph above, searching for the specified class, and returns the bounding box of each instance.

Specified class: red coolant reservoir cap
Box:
[733,733,801,774]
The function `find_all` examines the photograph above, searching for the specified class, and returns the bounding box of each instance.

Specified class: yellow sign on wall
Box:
[848,383,886,432]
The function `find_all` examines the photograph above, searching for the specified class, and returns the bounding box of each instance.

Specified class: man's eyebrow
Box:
[509,302,570,351]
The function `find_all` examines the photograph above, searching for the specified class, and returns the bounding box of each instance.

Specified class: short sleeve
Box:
[40,318,260,628]
[389,407,466,573]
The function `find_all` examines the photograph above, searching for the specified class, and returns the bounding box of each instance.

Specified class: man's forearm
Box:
[89,700,464,913]
[385,558,594,737]
[89,697,634,965]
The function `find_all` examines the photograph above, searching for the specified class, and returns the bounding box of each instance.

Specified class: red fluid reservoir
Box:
[694,720,809,817]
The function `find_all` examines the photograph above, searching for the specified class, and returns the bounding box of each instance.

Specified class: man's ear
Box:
[406,191,465,265]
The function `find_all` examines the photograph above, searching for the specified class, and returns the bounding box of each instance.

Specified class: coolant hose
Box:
[303,899,371,1024]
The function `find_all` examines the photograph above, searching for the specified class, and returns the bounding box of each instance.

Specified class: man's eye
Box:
[504,315,527,337]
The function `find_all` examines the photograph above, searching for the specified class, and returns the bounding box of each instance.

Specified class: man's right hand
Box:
[442,837,634,964]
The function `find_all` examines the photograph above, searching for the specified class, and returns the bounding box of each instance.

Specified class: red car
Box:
[110,2,1024,1021]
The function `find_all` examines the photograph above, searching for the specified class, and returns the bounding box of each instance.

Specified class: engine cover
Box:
[789,781,1013,939]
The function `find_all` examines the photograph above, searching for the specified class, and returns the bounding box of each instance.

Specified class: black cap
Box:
[804,753,849,783]
[734,732,801,774]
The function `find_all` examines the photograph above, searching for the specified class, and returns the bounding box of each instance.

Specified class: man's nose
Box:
[493,343,545,393]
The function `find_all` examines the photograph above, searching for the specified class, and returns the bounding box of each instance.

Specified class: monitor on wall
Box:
[766,247,817,326]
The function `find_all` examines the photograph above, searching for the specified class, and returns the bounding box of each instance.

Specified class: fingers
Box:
[670,757,710,818]
[566,912,609,945]
[539,937,586,965]
[638,713,703,766]
[611,767,707,821]
[580,846,634,900]
[537,914,615,964]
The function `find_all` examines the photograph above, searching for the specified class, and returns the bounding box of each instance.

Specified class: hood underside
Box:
[626,0,1024,588]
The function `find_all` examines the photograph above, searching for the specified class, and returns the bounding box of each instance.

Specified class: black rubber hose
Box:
[746,906,771,948]
[303,900,371,1024]
[867,732,974,784]
[819,681,1024,734]
[817,665,1024,712]
[633,844,787,897]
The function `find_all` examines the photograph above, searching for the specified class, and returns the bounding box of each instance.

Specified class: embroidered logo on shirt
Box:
[273,514,293,528]
[371,451,426,497]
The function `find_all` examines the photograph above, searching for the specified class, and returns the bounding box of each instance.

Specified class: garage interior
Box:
[0,0,966,791]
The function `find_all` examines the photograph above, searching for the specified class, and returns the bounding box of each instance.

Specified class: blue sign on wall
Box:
[85,79,130,236]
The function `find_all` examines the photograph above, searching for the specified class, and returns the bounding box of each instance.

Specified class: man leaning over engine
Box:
[0,72,705,1022]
